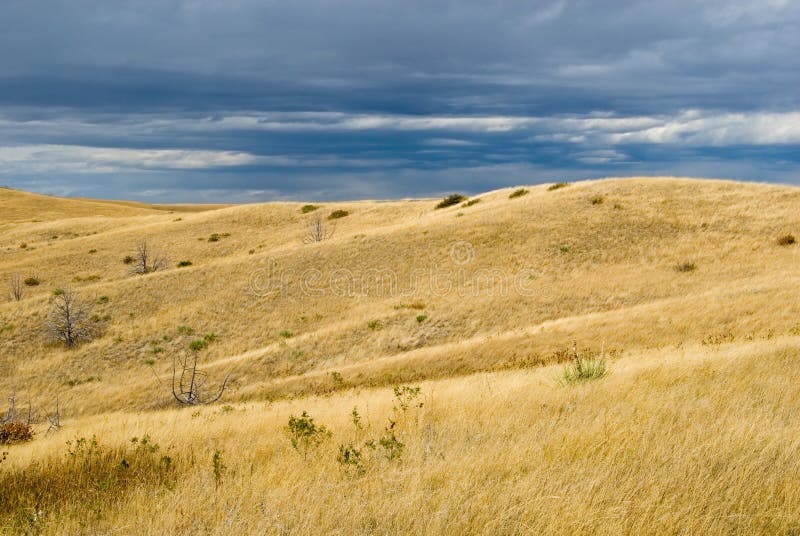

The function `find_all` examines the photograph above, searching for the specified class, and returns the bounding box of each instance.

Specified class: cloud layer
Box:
[0,0,798,200]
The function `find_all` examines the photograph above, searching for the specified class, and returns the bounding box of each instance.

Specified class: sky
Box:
[0,0,799,202]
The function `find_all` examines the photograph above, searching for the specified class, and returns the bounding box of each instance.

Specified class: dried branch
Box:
[8,274,22,301]
[46,395,61,435]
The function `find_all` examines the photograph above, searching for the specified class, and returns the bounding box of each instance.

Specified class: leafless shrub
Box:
[46,395,62,435]
[45,288,94,348]
[129,240,168,275]
[151,350,230,406]
[8,274,22,301]
[303,214,335,244]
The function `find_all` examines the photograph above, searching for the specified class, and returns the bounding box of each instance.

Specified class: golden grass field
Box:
[1,177,800,534]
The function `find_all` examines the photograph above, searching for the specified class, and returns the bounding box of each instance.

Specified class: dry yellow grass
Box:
[1,177,800,534]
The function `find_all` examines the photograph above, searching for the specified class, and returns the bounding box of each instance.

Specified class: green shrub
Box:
[378,432,404,461]
[548,182,570,191]
[435,194,467,209]
[285,411,331,459]
[462,198,481,207]
[301,204,319,214]
[97,296,109,304]
[23,276,40,286]
[509,188,529,199]
[393,385,423,412]
[367,320,382,331]
[328,210,350,220]
[336,443,365,476]
[122,255,135,265]
[189,339,207,352]
[416,314,427,323]
[207,233,231,242]
[590,195,604,205]
[675,262,697,273]
[279,330,293,339]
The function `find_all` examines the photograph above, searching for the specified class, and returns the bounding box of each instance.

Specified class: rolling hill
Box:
[2,177,800,534]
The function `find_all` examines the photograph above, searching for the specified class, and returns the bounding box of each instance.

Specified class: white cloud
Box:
[0,145,259,173]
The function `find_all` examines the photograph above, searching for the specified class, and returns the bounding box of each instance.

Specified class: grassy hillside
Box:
[2,177,800,534]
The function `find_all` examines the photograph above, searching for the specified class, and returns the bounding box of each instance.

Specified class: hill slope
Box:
[2,177,800,534]
[2,177,799,413]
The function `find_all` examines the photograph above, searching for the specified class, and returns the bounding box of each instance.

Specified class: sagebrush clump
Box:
[435,194,466,209]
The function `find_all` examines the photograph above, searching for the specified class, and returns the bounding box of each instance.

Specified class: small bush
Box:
[0,421,34,444]
[416,314,427,323]
[208,232,231,242]
[286,411,331,460]
[279,330,293,339]
[367,320,382,331]
[336,443,365,476]
[462,198,481,207]
[509,188,529,199]
[189,333,216,351]
[88,249,97,254]
[590,195,604,205]
[189,339,207,352]
[177,260,193,267]
[328,210,350,220]
[301,205,319,214]
[675,262,697,273]
[122,255,135,265]
[777,234,796,246]
[393,385,423,412]
[548,182,570,191]
[23,276,40,286]
[19,243,27,249]
[378,432,404,461]
[435,194,467,209]
[73,274,101,283]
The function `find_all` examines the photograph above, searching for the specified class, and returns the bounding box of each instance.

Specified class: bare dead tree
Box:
[130,239,169,275]
[8,274,22,301]
[303,214,335,244]
[153,351,231,405]
[45,288,94,347]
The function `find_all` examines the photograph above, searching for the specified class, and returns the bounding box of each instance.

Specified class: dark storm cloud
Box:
[0,0,798,201]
